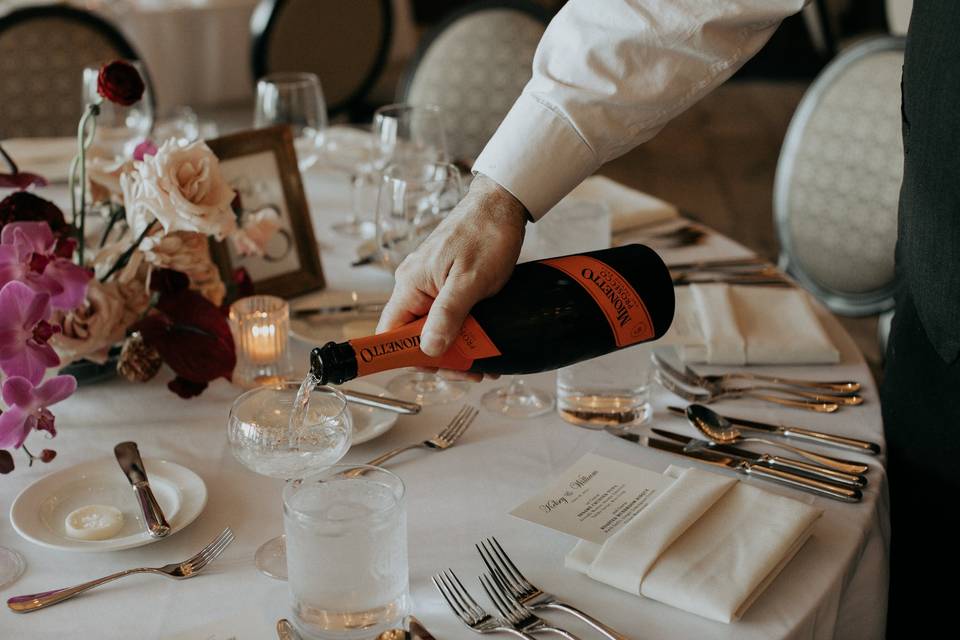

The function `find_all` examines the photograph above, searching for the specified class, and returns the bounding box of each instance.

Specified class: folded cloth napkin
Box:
[566,466,822,623]
[1,137,76,183]
[663,284,840,365]
[565,175,679,234]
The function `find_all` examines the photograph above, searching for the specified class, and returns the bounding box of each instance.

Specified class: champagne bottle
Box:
[310,244,675,384]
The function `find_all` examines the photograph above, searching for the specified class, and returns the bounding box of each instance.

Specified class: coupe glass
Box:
[376,161,468,405]
[227,381,352,579]
[255,72,328,171]
[82,60,154,157]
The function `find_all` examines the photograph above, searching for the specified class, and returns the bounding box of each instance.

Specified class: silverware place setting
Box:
[434,569,538,639]
[655,369,839,413]
[8,528,235,613]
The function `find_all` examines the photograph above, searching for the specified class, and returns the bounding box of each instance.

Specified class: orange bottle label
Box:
[350,315,501,377]
[541,255,655,347]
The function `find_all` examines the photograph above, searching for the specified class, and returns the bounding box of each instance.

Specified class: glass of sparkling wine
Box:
[227,379,352,578]
[284,465,408,640]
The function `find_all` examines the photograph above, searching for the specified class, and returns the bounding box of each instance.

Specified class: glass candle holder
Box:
[229,295,292,387]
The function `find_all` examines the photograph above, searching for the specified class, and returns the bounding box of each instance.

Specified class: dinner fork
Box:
[683,365,861,394]
[651,353,859,406]
[480,572,583,640]
[655,371,839,413]
[476,538,629,640]
[7,527,234,613]
[364,405,478,467]
[433,569,536,640]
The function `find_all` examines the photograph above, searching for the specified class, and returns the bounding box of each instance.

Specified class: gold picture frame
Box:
[207,125,325,298]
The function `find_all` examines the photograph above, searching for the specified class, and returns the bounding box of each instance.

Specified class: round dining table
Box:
[0,160,889,639]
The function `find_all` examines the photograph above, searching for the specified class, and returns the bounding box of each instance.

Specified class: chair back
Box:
[0,5,143,139]
[398,0,549,164]
[774,37,905,316]
[251,0,392,118]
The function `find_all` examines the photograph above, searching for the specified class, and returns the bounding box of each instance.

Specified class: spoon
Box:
[277,619,302,640]
[377,616,439,640]
[686,404,869,475]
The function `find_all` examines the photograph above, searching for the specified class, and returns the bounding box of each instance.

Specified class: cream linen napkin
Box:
[1,137,76,182]
[664,284,840,364]
[566,466,822,623]
[565,175,679,233]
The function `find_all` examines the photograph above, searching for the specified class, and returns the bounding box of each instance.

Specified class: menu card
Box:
[511,453,673,545]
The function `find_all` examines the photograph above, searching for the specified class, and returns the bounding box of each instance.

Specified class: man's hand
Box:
[376,175,527,380]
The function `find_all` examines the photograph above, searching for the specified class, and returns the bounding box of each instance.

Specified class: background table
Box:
[0,168,889,639]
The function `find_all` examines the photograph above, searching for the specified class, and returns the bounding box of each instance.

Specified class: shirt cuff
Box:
[473,93,600,220]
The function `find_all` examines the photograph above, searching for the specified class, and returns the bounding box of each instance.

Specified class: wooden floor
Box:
[598,79,884,377]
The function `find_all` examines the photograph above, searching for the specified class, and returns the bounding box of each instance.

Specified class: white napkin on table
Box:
[1,137,76,183]
[566,466,822,623]
[664,284,840,365]
[565,175,679,233]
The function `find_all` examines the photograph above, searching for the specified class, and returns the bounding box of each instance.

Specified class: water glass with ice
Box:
[284,465,408,640]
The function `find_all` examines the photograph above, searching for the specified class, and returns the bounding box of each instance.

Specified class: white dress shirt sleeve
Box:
[473,0,809,219]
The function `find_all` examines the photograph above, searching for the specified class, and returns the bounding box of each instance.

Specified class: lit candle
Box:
[229,295,291,387]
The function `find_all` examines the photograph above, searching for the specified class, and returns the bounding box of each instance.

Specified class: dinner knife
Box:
[666,406,881,454]
[291,302,386,319]
[614,432,861,502]
[650,428,866,488]
[343,389,421,415]
[114,442,171,538]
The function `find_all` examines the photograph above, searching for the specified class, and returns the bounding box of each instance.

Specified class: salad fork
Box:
[480,572,582,640]
[8,527,234,613]
[364,405,479,467]
[655,371,839,413]
[433,569,536,639]
[476,538,629,640]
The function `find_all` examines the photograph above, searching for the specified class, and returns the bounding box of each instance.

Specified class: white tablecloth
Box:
[0,170,889,639]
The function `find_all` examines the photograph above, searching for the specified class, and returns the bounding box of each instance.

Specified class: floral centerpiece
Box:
[0,61,276,473]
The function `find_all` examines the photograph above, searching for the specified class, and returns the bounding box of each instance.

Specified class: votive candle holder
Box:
[229,295,292,387]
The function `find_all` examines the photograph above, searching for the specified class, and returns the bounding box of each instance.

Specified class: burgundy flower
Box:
[149,268,190,295]
[0,172,47,190]
[134,288,236,397]
[39,448,56,463]
[0,192,67,233]
[97,60,145,107]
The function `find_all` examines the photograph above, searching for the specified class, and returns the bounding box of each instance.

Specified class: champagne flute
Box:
[376,161,468,404]
[254,72,328,171]
[227,381,352,579]
[82,60,154,157]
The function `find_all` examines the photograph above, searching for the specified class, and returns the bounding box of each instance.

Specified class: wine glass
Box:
[481,377,555,418]
[321,127,377,237]
[254,72,328,171]
[372,103,448,167]
[0,546,24,590]
[82,60,154,158]
[376,161,468,404]
[227,380,352,579]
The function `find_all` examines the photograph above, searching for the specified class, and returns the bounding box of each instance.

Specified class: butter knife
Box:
[613,431,861,502]
[114,442,171,538]
[343,389,421,415]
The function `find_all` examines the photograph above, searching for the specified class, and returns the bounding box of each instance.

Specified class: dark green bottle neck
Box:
[309,341,358,385]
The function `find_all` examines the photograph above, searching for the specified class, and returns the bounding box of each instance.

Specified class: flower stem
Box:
[71,101,101,267]
[100,219,156,283]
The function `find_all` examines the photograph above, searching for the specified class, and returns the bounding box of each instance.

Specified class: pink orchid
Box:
[0,222,90,310]
[0,375,75,449]
[0,281,60,383]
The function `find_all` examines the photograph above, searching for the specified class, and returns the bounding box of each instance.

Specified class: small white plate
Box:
[289,290,388,345]
[345,380,399,445]
[10,458,207,552]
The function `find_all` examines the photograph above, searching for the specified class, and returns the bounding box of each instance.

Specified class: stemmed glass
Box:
[255,72,328,171]
[481,377,555,418]
[376,161,468,404]
[0,546,24,590]
[227,381,352,579]
[82,60,154,157]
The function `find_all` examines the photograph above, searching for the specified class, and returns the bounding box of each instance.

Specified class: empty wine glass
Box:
[481,377,555,418]
[0,546,24,590]
[255,72,328,171]
[227,380,352,579]
[82,60,154,157]
[321,127,377,237]
[376,161,468,404]
[372,103,448,168]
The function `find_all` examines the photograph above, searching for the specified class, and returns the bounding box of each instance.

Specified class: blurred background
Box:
[0,0,914,378]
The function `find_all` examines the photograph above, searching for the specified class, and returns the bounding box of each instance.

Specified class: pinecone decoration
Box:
[117,331,163,382]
